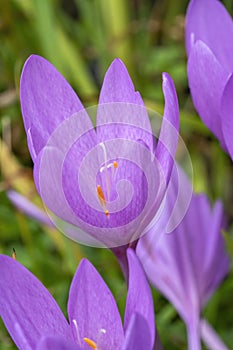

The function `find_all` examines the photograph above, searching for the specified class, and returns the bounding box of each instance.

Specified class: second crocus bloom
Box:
[186,0,233,160]
[137,193,229,350]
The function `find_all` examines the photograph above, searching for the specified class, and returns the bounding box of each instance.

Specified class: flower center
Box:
[72,319,106,350]
[83,328,106,350]
[96,143,118,217]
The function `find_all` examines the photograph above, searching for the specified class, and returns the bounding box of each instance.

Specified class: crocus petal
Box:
[138,226,194,323]
[0,255,71,350]
[186,0,233,72]
[200,200,229,304]
[187,40,229,144]
[124,249,155,349]
[98,58,145,106]
[155,73,179,185]
[36,336,80,350]
[200,318,230,350]
[137,163,193,254]
[122,313,152,350]
[97,59,153,151]
[220,73,233,160]
[68,259,124,350]
[7,190,52,227]
[139,234,189,321]
[20,55,87,160]
[32,111,97,230]
[160,162,192,233]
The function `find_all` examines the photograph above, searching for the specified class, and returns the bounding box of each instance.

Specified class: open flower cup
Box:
[20,56,181,254]
[0,249,156,350]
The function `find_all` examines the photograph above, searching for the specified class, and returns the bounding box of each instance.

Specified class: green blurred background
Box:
[0,0,233,348]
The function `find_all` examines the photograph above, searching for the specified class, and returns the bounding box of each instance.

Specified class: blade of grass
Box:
[97,0,133,72]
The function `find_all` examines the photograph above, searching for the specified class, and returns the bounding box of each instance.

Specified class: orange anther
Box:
[113,161,118,168]
[97,185,106,206]
[83,337,97,349]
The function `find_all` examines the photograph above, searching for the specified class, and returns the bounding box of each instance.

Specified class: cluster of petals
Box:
[186,0,233,160]
[0,249,156,350]
[20,55,179,248]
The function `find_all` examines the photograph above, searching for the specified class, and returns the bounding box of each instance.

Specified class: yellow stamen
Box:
[97,185,106,207]
[105,210,109,217]
[12,248,16,260]
[83,337,97,349]
[113,161,118,168]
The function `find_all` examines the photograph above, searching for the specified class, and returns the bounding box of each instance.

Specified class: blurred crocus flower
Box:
[20,55,179,251]
[137,193,229,350]
[186,0,233,160]
[0,249,157,350]
[7,190,52,227]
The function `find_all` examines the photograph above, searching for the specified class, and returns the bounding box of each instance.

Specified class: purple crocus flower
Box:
[0,249,157,350]
[137,193,229,350]
[186,0,233,160]
[20,56,179,251]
